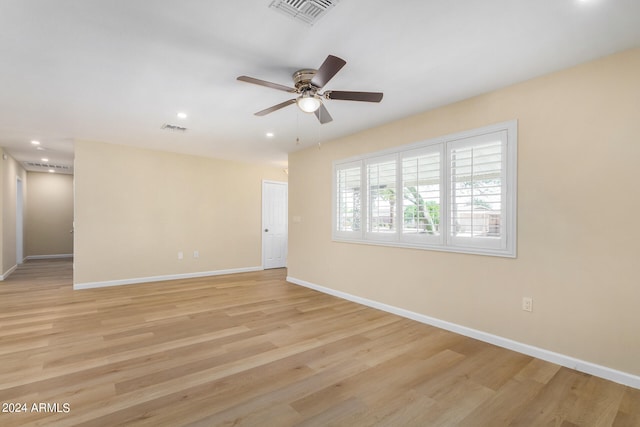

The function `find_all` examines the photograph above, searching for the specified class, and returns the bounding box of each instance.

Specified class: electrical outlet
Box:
[178,251,183,260]
[193,250,199,259]
[522,297,533,312]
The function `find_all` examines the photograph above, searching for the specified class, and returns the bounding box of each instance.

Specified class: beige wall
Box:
[25,172,73,257]
[74,140,287,285]
[1,150,28,276]
[288,48,640,376]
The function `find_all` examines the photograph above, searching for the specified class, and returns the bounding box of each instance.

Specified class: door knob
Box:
[264,228,269,232]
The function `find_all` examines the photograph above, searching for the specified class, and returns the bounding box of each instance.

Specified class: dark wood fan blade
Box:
[314,103,333,124]
[310,55,346,89]
[326,91,383,102]
[255,99,296,116]
[237,76,296,93]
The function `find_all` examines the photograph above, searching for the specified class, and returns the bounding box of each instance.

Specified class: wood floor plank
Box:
[457,378,545,426]
[0,259,637,426]
[613,387,640,426]
[515,357,563,384]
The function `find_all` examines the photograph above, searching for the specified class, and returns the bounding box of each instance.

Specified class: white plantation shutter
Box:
[335,161,362,237]
[448,131,507,250]
[401,147,442,245]
[366,156,397,237]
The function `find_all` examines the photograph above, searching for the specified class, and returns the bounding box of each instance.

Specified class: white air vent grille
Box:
[269,0,340,25]
[24,162,73,173]
[161,123,188,132]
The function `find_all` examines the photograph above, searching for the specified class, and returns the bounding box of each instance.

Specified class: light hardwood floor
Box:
[0,259,638,426]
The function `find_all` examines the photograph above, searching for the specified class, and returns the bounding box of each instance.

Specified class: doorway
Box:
[262,180,288,269]
[16,176,24,264]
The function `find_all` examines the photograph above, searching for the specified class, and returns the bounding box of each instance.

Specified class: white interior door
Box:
[262,180,288,269]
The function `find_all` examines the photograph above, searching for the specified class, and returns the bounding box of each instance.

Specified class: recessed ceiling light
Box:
[31,140,40,145]
[36,147,45,151]
[48,169,55,173]
[177,112,188,119]
[266,132,275,138]
[41,158,49,162]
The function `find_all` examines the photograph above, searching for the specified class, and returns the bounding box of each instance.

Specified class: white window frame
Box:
[332,120,517,258]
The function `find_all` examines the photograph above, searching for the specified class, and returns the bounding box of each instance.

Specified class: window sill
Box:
[332,236,516,258]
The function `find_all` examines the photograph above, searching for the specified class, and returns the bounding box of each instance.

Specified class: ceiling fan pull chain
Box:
[295,111,301,145]
[317,109,322,150]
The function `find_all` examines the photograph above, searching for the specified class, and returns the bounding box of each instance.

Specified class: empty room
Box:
[1,1,639,426]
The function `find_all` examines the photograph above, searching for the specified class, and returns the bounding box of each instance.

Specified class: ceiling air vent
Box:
[161,123,187,132]
[24,162,73,174]
[268,0,340,25]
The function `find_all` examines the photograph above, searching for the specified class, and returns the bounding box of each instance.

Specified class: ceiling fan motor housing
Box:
[292,69,319,93]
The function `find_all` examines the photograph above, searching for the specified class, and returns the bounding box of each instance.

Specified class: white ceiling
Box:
[1,0,639,172]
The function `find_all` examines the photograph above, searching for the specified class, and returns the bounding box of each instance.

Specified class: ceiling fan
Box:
[237,55,383,124]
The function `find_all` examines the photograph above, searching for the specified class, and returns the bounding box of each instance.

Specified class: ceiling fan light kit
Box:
[237,55,383,125]
[296,92,321,113]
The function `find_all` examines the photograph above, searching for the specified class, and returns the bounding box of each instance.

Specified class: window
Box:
[366,156,397,238]
[401,146,442,245]
[335,161,362,237]
[332,121,517,257]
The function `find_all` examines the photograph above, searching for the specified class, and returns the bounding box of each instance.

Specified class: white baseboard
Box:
[74,266,263,290]
[0,264,18,281]
[25,254,73,260]
[286,275,640,390]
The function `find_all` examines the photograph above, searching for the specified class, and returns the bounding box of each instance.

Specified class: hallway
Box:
[3,258,72,290]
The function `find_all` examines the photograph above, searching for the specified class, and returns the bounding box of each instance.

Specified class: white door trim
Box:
[16,176,24,265]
